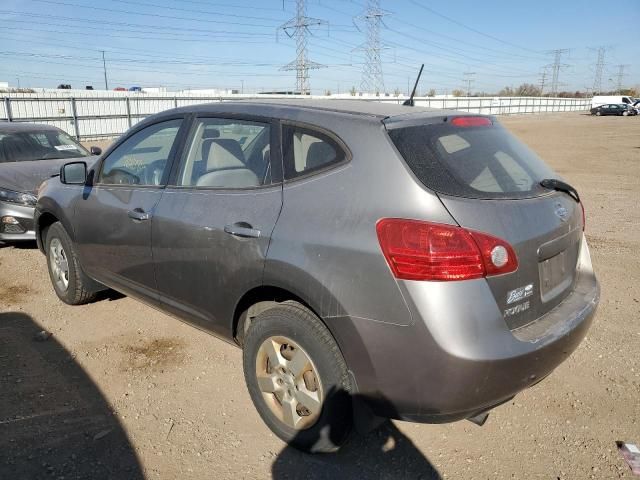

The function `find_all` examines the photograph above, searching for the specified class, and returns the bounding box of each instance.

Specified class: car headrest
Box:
[207,139,245,169]
[306,141,336,170]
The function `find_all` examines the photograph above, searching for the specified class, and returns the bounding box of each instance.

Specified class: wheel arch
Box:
[232,283,376,397]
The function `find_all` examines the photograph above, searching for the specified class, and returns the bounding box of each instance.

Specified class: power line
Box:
[355,0,388,94]
[279,0,327,94]
[408,0,542,54]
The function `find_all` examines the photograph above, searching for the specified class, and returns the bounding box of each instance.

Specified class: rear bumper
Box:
[0,202,35,241]
[331,235,599,423]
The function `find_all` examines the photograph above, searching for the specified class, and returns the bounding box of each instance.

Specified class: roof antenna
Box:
[403,64,424,106]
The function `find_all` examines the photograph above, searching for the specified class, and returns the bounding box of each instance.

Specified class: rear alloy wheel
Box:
[45,222,96,305]
[243,302,353,453]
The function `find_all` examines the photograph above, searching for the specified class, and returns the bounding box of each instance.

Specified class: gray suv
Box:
[35,100,599,452]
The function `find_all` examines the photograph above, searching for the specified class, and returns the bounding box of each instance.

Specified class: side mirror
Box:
[90,146,102,156]
[60,161,87,185]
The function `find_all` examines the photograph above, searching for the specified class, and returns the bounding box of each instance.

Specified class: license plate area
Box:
[539,248,578,302]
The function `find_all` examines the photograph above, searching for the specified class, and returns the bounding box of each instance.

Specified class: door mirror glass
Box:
[60,161,87,185]
[90,146,102,156]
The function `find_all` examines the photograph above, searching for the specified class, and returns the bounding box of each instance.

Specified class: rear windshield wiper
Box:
[540,178,580,202]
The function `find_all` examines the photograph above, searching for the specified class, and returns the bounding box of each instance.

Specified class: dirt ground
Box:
[1,112,639,479]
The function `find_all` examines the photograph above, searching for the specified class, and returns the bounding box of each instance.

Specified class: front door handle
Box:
[127,208,151,221]
[224,223,261,238]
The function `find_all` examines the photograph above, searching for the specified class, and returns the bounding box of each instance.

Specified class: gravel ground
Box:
[1,112,639,479]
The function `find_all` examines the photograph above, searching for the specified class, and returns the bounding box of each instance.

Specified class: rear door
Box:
[74,117,186,298]
[386,116,583,329]
[151,115,282,338]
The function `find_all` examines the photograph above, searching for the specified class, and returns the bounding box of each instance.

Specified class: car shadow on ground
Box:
[272,394,442,480]
[0,240,38,250]
[0,311,144,479]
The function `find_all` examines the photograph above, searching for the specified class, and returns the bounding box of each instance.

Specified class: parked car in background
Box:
[35,100,599,453]
[0,123,99,241]
[590,104,637,116]
[113,87,126,92]
[591,95,635,108]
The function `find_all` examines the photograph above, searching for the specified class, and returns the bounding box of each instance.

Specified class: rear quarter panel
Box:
[264,113,455,327]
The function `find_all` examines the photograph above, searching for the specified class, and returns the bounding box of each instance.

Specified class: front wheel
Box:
[595,111,601,116]
[243,302,353,453]
[623,111,629,116]
[45,222,96,305]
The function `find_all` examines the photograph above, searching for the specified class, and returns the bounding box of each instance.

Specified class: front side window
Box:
[177,117,271,188]
[0,129,89,163]
[282,126,346,180]
[99,119,182,186]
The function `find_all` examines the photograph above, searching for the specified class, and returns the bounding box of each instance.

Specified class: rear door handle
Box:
[224,223,261,238]
[127,208,151,221]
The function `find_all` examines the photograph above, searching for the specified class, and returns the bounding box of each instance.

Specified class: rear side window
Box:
[282,126,346,180]
[387,118,555,199]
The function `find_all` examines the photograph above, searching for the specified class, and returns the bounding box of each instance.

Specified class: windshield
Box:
[0,129,90,163]
[387,118,556,199]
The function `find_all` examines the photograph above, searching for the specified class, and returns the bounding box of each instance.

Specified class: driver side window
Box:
[98,119,182,186]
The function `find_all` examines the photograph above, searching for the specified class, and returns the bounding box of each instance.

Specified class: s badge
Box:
[506,284,533,305]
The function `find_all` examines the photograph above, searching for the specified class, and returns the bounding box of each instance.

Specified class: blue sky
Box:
[0,0,638,94]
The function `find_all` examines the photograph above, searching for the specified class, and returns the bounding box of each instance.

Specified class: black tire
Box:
[243,301,353,453]
[44,222,96,305]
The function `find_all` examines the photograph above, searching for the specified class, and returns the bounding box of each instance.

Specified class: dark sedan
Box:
[590,104,637,116]
[0,123,99,241]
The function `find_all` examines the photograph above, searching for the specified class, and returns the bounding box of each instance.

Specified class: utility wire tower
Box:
[101,50,109,90]
[355,0,388,95]
[279,0,327,95]
[463,72,476,96]
[614,64,630,94]
[539,67,548,96]
[590,46,607,94]
[546,48,570,95]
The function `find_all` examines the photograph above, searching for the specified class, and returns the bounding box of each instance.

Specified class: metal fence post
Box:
[125,97,132,128]
[3,97,12,122]
[174,97,178,108]
[70,97,80,140]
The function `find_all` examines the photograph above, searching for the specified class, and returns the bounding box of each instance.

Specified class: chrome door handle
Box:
[224,224,261,238]
[127,209,151,221]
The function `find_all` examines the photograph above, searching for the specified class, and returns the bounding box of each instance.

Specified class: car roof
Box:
[170,99,462,122]
[0,121,61,133]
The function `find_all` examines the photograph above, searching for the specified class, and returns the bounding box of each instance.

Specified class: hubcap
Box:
[49,238,69,292]
[255,336,323,430]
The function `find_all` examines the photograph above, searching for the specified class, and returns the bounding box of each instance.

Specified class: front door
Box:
[152,116,282,337]
[74,118,186,298]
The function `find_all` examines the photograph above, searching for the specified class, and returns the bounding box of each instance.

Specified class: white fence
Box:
[0,92,590,141]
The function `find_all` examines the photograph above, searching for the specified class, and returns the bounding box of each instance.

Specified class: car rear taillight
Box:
[376,218,518,281]
[450,116,493,127]
[580,201,586,231]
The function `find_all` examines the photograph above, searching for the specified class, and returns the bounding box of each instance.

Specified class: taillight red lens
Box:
[376,218,518,281]
[450,116,493,127]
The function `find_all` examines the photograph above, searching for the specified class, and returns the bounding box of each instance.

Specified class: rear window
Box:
[387,118,555,199]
